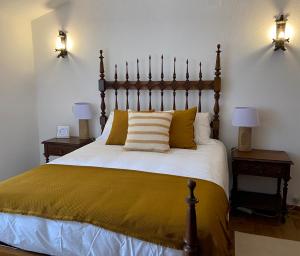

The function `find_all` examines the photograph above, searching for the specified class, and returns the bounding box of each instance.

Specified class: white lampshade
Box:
[232,107,259,127]
[73,103,93,120]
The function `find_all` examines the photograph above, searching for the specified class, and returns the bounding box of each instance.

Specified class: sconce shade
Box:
[232,107,259,127]
[73,103,93,120]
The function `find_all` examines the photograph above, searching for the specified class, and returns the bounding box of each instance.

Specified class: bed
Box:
[0,44,231,256]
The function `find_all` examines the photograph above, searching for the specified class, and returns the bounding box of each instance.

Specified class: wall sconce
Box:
[55,30,68,58]
[273,14,289,51]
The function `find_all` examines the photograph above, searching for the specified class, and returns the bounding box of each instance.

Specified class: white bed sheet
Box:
[0,139,228,256]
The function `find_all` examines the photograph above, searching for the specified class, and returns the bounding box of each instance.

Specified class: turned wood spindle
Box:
[149,88,152,111]
[136,59,140,111]
[126,88,129,110]
[185,59,189,109]
[148,55,152,110]
[160,54,164,111]
[161,88,164,111]
[114,64,118,109]
[183,179,199,256]
[213,44,221,139]
[173,57,176,110]
[125,61,129,109]
[99,50,107,132]
[173,90,176,110]
[137,88,140,111]
[198,62,202,112]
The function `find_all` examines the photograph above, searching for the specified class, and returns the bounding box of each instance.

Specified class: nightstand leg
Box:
[44,154,49,163]
[277,178,281,195]
[231,171,238,213]
[281,178,288,223]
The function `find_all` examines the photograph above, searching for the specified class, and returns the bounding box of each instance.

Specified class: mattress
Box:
[0,139,229,256]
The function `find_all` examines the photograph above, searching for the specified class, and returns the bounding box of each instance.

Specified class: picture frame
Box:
[56,126,70,138]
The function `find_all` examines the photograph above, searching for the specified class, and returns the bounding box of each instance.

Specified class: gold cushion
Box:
[106,110,155,145]
[106,110,128,145]
[169,107,197,149]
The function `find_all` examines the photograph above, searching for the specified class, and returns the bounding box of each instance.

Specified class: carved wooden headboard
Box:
[98,44,221,139]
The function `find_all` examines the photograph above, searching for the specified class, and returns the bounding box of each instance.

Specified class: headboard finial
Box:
[137,59,140,82]
[215,44,221,78]
[126,61,129,82]
[186,59,189,81]
[173,57,176,82]
[99,50,105,80]
[199,62,202,81]
[161,54,164,81]
[114,64,118,82]
[148,55,152,81]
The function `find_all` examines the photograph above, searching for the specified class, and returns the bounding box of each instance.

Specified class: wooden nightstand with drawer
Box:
[42,137,95,163]
[231,148,293,223]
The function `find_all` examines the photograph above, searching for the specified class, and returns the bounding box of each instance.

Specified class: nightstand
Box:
[231,148,293,223]
[42,137,95,163]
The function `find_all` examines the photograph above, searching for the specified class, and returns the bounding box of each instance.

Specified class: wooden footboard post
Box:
[212,44,221,140]
[183,179,199,256]
[99,50,107,133]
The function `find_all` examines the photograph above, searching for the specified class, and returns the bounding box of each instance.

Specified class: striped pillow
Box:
[124,111,173,153]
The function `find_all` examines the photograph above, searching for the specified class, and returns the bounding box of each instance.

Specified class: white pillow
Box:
[97,112,114,143]
[194,112,212,145]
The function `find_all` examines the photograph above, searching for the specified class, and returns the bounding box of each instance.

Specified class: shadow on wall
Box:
[286,45,300,68]
[253,107,282,148]
[238,44,274,69]
[45,0,73,30]
[272,0,290,14]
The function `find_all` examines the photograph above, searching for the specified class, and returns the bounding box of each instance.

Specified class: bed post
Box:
[212,44,221,140]
[99,50,107,133]
[183,179,199,256]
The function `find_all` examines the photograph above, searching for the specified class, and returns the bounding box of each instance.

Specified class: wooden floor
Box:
[0,245,41,256]
[230,206,300,241]
[1,207,299,255]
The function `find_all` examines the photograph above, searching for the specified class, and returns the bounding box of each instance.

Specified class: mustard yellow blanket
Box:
[0,164,231,255]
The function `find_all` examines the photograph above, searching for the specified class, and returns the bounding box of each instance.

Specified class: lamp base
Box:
[79,120,90,139]
[238,127,252,151]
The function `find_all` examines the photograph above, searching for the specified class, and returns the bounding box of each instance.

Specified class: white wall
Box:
[31,0,300,204]
[0,14,40,179]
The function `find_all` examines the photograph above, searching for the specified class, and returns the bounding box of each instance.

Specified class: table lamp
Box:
[73,103,93,139]
[232,107,259,151]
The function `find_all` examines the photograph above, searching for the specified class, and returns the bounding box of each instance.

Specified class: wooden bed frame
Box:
[0,45,222,256]
[98,44,222,256]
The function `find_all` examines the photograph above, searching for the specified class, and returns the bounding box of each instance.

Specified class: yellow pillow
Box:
[106,109,155,145]
[169,107,197,149]
[106,110,128,145]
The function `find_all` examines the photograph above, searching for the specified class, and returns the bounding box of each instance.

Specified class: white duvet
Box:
[0,139,228,256]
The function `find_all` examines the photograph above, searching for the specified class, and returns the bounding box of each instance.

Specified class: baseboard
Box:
[287,204,300,211]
